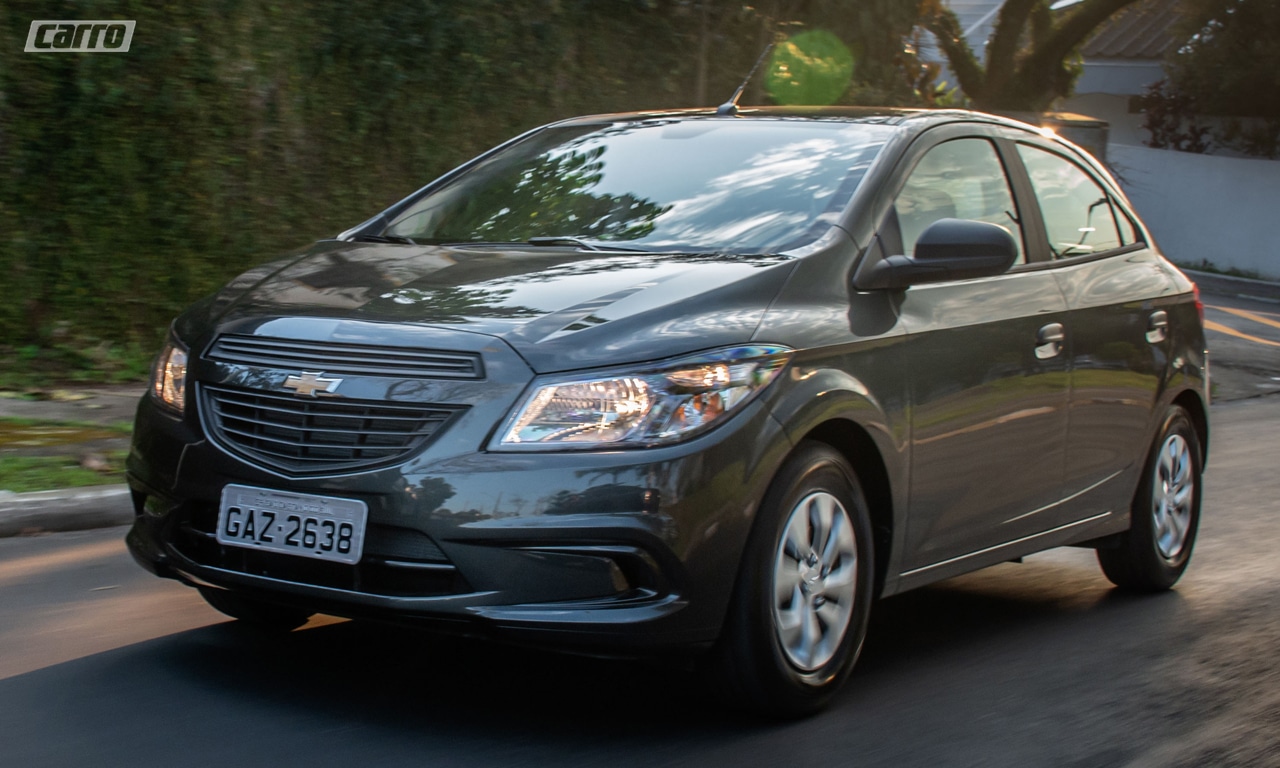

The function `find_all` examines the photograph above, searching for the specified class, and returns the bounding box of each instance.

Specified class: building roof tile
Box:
[1081,0,1183,60]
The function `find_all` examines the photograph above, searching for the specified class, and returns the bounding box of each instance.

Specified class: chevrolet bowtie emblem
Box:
[281,372,343,398]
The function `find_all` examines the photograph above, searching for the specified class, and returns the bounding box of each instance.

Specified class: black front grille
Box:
[207,335,484,379]
[201,385,460,474]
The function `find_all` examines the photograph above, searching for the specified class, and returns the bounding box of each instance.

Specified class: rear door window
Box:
[1016,144,1123,258]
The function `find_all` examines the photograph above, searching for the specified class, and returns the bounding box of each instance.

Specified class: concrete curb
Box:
[0,484,132,537]
[1182,268,1280,303]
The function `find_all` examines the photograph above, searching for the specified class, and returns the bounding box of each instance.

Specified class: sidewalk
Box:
[0,385,142,536]
[1182,268,1280,303]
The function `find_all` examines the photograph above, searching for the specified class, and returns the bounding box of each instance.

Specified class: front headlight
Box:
[151,333,189,415]
[493,345,792,451]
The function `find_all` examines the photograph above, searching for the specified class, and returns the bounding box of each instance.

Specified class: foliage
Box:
[1156,0,1280,156]
[1168,0,1280,120]
[0,1,930,384]
[919,0,1142,112]
[1139,79,1211,153]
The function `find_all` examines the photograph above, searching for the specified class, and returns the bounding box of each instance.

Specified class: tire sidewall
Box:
[1137,407,1202,580]
[726,442,875,711]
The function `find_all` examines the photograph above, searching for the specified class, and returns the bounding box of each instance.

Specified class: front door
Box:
[883,136,1072,570]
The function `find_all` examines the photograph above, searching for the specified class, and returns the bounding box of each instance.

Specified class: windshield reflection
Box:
[387,119,891,254]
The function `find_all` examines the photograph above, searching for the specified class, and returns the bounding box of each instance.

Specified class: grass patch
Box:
[0,339,152,392]
[0,416,133,435]
[0,451,129,493]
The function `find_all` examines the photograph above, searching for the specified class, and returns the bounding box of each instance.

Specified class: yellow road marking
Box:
[1206,304,1280,330]
[1204,319,1280,348]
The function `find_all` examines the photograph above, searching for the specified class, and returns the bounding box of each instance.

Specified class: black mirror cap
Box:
[915,218,1018,266]
[856,218,1018,291]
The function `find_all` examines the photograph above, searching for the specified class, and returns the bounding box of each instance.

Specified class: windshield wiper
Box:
[350,233,418,245]
[526,236,650,252]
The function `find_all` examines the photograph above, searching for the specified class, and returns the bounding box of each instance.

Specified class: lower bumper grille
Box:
[200,384,460,475]
[174,506,466,598]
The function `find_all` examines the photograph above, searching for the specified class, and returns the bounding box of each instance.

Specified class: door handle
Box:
[1035,322,1064,359]
[1146,310,1169,344]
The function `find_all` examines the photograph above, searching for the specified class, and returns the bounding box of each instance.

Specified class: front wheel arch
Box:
[801,420,895,599]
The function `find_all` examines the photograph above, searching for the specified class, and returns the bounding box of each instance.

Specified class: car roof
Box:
[549,106,1043,137]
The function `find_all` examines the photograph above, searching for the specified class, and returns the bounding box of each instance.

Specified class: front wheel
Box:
[1097,405,1203,591]
[709,442,875,717]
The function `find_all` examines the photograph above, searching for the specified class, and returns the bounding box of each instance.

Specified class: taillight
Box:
[1192,283,1205,323]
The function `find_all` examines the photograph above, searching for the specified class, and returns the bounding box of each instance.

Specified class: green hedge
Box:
[0,0,920,382]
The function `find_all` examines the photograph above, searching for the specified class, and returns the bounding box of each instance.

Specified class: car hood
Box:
[201,241,799,373]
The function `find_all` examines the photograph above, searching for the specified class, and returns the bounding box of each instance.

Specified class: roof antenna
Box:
[716,42,776,117]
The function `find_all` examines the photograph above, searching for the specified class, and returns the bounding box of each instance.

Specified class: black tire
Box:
[198,586,313,632]
[1097,405,1202,591]
[708,441,875,717]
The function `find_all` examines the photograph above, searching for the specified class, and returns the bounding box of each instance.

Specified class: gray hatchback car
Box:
[128,107,1209,715]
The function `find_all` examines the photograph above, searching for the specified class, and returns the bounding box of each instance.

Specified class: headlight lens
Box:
[151,335,189,414]
[494,345,792,450]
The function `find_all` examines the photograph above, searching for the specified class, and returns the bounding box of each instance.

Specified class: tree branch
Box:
[985,0,1040,96]
[921,4,986,100]
[1023,0,1141,83]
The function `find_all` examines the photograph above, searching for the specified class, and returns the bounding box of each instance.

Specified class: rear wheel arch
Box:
[1172,389,1209,466]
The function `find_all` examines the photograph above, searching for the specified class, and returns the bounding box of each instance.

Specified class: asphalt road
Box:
[1201,292,1280,400]
[2,391,1279,767]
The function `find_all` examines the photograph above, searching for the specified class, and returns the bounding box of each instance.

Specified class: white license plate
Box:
[216,484,368,565]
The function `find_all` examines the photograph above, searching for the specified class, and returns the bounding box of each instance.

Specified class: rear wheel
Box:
[709,442,875,717]
[198,586,313,632]
[1097,406,1202,591]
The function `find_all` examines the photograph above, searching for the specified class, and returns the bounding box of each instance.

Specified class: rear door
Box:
[1011,140,1180,521]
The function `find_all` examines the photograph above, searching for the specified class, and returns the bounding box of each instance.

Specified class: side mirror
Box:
[856,218,1019,290]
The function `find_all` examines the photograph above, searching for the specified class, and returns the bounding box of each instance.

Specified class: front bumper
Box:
[126,391,791,652]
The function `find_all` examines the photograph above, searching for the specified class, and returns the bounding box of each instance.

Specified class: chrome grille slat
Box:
[201,385,461,475]
[215,425,407,453]
[208,335,484,379]
[211,402,443,438]
[215,420,433,440]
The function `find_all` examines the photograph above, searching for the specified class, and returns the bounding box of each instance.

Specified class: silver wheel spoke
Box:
[816,597,848,631]
[776,567,802,606]
[825,560,857,589]
[1167,511,1186,544]
[799,605,822,667]
[820,510,846,567]
[1152,433,1194,560]
[810,496,833,553]
[777,594,804,637]
[783,512,809,562]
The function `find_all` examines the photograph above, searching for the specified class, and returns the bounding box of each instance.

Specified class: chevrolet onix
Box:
[127,108,1208,715]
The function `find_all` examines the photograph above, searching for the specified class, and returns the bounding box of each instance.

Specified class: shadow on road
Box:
[0,556,1202,767]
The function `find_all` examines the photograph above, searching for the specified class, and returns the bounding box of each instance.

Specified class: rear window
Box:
[386,119,892,253]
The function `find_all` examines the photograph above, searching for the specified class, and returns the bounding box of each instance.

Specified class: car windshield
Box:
[384,118,893,254]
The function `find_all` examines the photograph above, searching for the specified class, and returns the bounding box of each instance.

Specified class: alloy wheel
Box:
[1153,433,1194,560]
[771,491,858,671]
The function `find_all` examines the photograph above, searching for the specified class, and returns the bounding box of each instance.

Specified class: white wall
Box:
[1075,59,1164,96]
[1108,144,1280,280]
[1059,93,1147,146]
